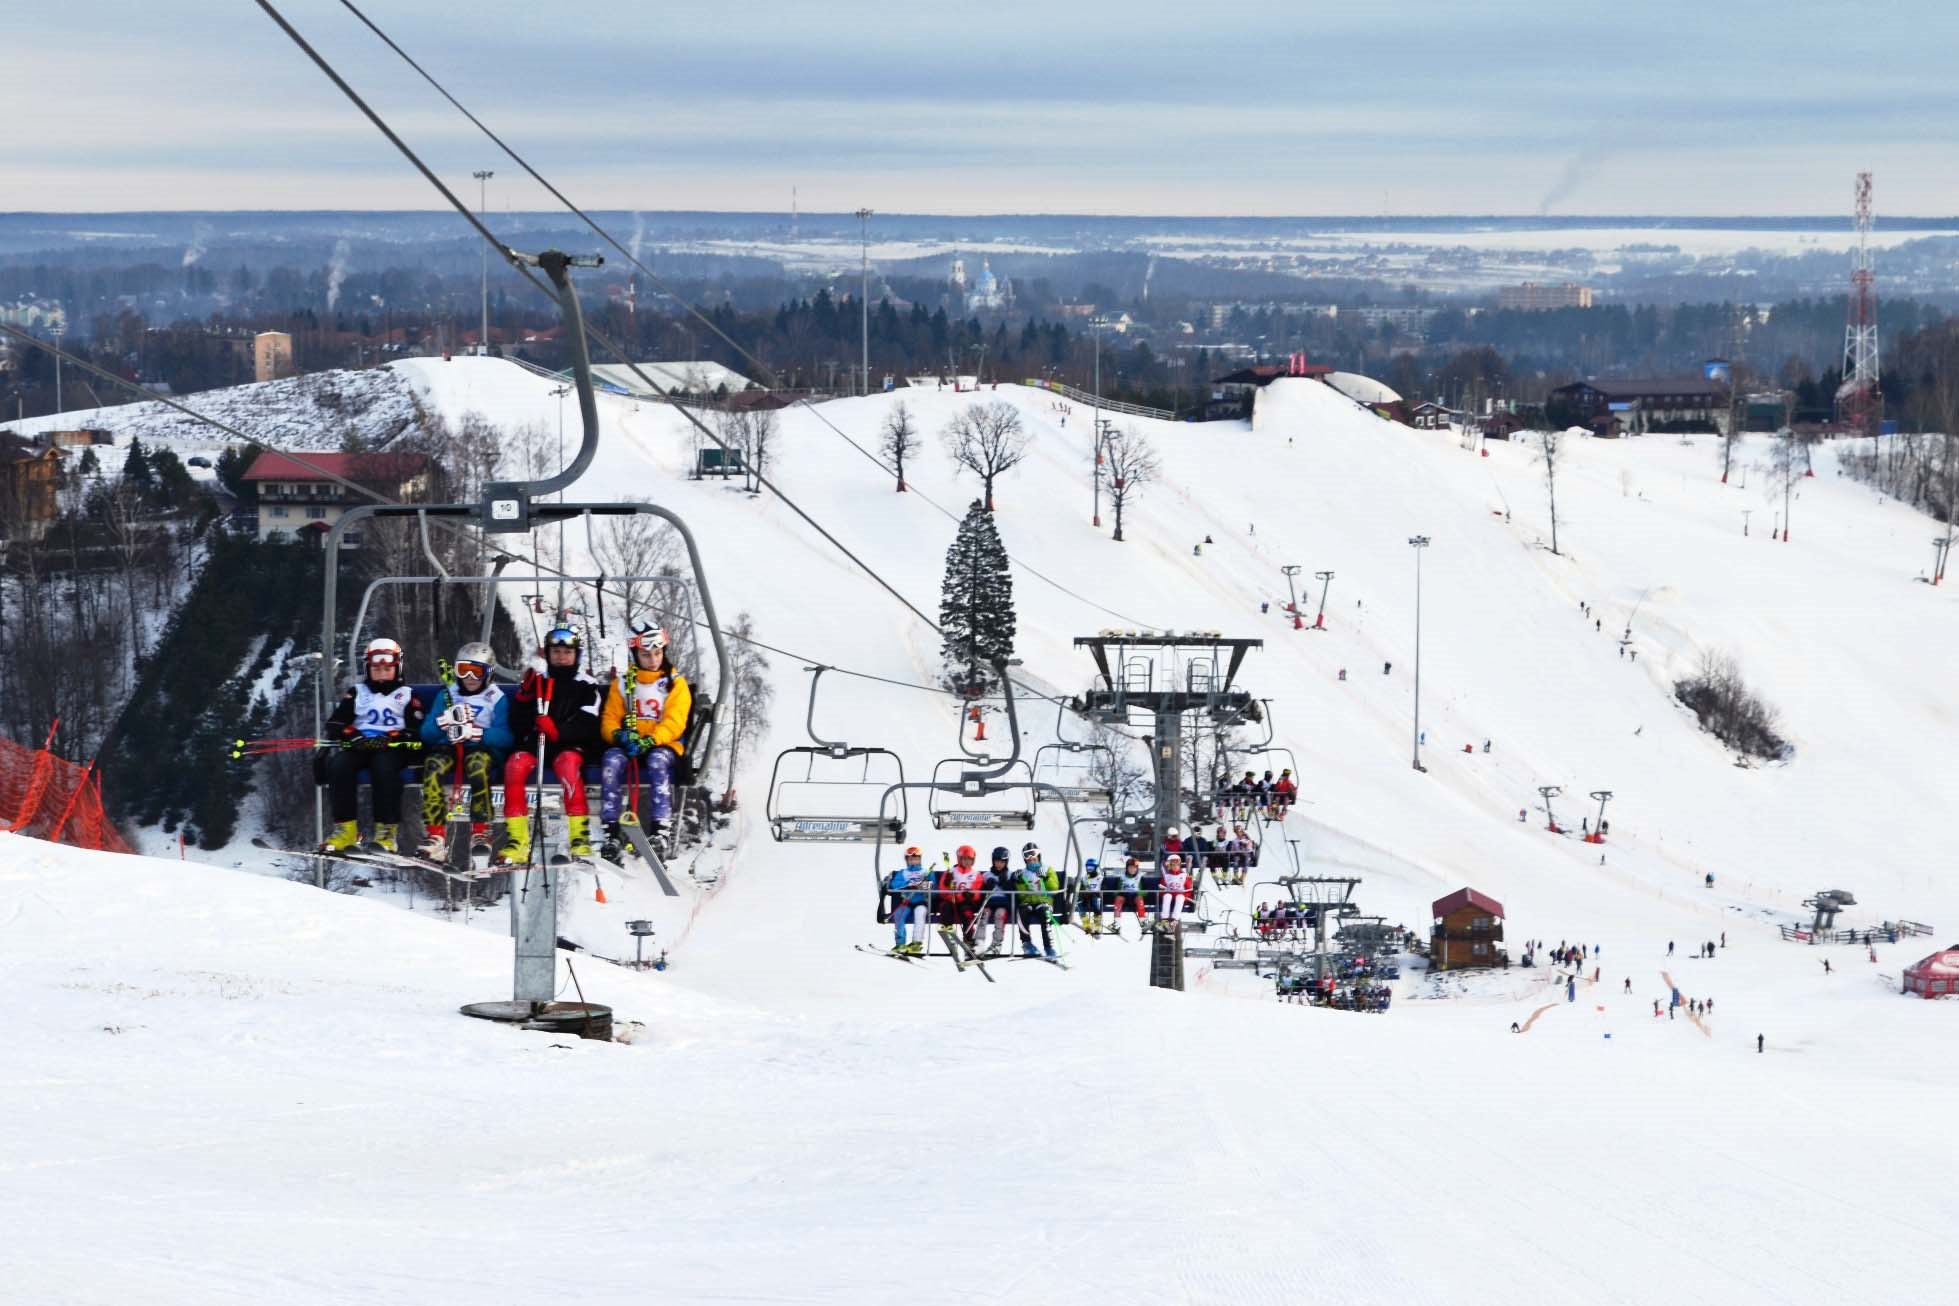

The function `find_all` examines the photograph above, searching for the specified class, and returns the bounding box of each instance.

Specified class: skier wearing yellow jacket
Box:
[597,622,692,863]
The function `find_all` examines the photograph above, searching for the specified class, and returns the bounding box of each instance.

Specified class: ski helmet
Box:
[990,845,1010,862]
[1165,826,1180,839]
[1165,853,1183,868]
[1125,856,1140,868]
[630,622,670,656]
[955,844,977,862]
[544,626,581,653]
[1084,858,1099,871]
[904,845,922,858]
[455,641,494,681]
[1021,841,1040,858]
[364,637,402,670]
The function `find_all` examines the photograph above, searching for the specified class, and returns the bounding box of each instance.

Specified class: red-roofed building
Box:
[241,450,437,545]
[1431,887,1506,970]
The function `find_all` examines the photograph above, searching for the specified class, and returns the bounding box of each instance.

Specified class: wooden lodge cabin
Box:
[1430,887,1506,970]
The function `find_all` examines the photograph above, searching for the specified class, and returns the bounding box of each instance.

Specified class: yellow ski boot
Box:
[497,815,531,866]
[566,815,594,860]
[321,820,361,853]
[371,823,399,854]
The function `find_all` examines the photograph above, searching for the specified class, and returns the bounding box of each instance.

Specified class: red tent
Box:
[1902,947,1959,998]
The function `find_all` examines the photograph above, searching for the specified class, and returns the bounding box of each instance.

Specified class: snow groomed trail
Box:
[5,357,1957,1304]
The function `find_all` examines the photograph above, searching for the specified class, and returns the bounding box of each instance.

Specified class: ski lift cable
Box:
[325,0,1165,635]
[252,1,1112,714]
[255,0,948,651]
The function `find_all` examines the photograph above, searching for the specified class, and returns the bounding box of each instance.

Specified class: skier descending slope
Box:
[1012,841,1060,959]
[885,846,930,955]
[596,623,693,862]
[499,627,604,865]
[417,642,512,862]
[321,636,426,854]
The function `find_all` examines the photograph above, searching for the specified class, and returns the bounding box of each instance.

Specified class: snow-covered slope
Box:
[8,356,1957,1304]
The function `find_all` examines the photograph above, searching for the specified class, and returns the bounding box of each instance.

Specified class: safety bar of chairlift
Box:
[344,572,697,685]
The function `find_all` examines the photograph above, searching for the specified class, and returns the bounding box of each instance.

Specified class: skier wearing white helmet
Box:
[416,641,513,861]
[320,636,426,854]
[596,621,693,863]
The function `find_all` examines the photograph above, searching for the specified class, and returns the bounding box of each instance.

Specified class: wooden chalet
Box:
[1430,887,1506,970]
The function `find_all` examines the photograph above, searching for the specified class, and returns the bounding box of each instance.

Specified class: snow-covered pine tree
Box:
[939,499,1016,693]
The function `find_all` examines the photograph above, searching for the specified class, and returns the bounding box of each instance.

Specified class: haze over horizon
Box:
[8,1,1958,217]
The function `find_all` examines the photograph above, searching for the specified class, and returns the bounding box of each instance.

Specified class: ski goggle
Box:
[366,650,400,669]
[904,848,922,859]
[456,660,490,680]
[544,628,579,649]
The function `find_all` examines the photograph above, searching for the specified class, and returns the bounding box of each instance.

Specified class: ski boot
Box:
[1044,945,1058,960]
[903,941,925,957]
[566,815,594,860]
[370,823,399,855]
[321,820,361,853]
[496,815,531,867]
[469,823,493,864]
[419,825,449,862]
[599,822,625,866]
[1021,941,1039,958]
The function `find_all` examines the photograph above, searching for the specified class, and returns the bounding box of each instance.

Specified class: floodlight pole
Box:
[1091,317,1104,526]
[1408,535,1430,772]
[855,207,873,396]
[473,170,494,356]
[1313,569,1335,629]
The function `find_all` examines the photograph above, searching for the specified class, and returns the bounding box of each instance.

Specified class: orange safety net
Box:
[0,727,131,854]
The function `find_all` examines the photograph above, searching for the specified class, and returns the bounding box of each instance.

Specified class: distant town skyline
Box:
[9,2,1959,216]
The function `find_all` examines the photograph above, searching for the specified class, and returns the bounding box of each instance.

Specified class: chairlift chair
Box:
[927,756,1036,830]
[1032,700,1118,805]
[765,666,908,843]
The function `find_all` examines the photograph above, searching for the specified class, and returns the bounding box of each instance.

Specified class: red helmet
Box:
[956,844,977,862]
[904,845,922,858]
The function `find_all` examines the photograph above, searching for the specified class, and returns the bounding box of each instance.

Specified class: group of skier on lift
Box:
[318,620,691,868]
[880,841,1199,959]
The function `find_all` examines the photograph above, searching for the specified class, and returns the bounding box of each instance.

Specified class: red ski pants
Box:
[504,748,588,816]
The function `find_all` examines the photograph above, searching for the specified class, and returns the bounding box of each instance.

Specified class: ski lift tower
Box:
[1072,631,1261,853]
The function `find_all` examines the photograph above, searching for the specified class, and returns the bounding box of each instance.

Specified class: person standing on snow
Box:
[1012,842,1061,959]
[499,626,605,864]
[884,846,930,955]
[321,636,426,854]
[417,642,512,862]
[596,622,693,862]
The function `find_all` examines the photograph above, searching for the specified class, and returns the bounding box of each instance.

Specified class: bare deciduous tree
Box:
[591,498,683,633]
[717,406,779,495]
[880,401,920,492]
[941,400,1029,511]
[718,610,773,809]
[1534,427,1564,555]
[1102,425,1160,543]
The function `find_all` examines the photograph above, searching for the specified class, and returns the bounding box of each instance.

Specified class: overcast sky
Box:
[8,1,1959,215]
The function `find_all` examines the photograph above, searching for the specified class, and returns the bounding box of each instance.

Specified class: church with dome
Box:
[950,256,1012,312]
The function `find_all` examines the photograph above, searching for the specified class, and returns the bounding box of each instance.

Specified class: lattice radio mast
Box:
[1838,171,1882,441]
